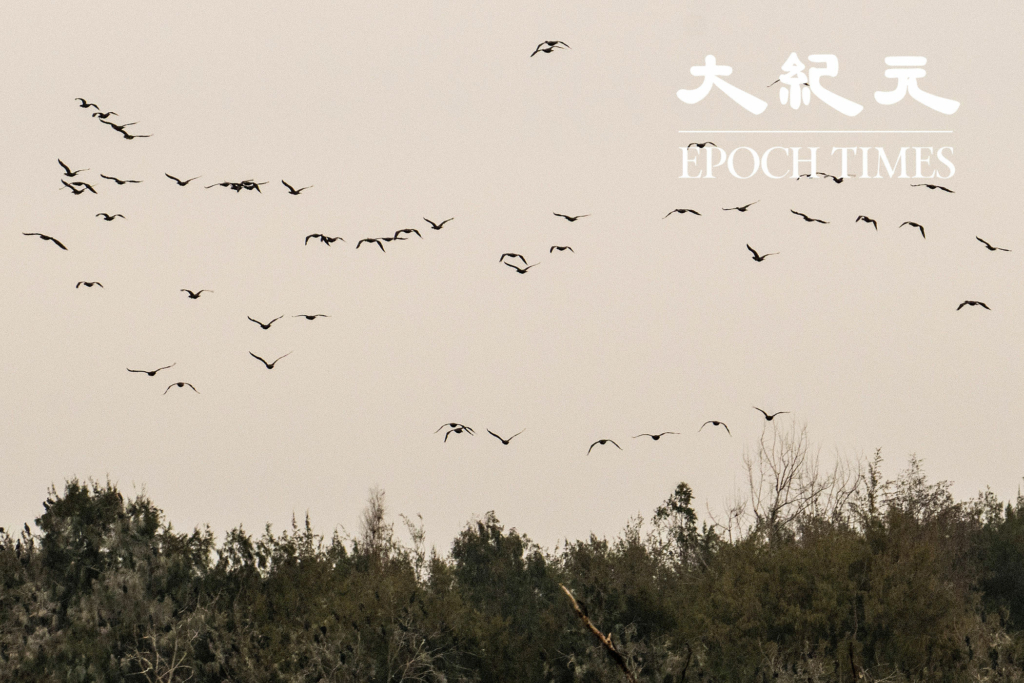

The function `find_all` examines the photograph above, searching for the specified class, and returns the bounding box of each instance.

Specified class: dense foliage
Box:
[3,425,1024,682]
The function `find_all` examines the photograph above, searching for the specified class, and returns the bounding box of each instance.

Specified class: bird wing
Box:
[723,424,731,435]
[754,407,768,418]
[51,237,68,250]
[272,352,293,365]
[282,180,296,192]
[249,352,269,366]
[980,302,991,309]
[58,159,71,174]
[610,440,622,449]
[746,244,759,258]
[486,429,503,441]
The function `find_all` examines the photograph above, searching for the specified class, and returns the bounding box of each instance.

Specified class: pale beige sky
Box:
[1,1,1021,549]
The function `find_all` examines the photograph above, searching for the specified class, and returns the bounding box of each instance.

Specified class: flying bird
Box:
[443,427,472,442]
[128,364,175,376]
[164,382,199,395]
[181,289,211,299]
[119,131,152,140]
[58,159,88,177]
[549,245,574,253]
[100,174,141,185]
[554,213,589,222]
[957,300,990,310]
[435,423,474,435]
[100,120,137,132]
[96,213,125,221]
[633,432,679,441]
[165,173,200,186]
[91,110,117,119]
[60,180,88,195]
[746,244,778,262]
[71,181,97,194]
[394,228,422,239]
[281,180,312,195]
[505,262,539,274]
[424,217,454,230]
[499,252,528,265]
[23,233,67,250]
[74,98,100,109]
[487,429,524,445]
[687,141,717,148]
[754,407,789,421]
[305,234,344,245]
[248,316,283,330]
[249,351,292,369]
[911,183,954,193]
[976,237,1010,252]
[294,314,329,320]
[356,238,386,252]
[664,209,700,218]
[531,40,570,56]
[587,439,622,455]
[76,281,103,288]
[699,421,731,435]
[816,172,849,184]
[899,221,926,239]
[791,210,828,224]
[723,201,759,212]
[855,215,878,230]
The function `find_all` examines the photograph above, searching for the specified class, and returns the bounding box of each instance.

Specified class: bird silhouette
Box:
[664,209,701,218]
[164,382,199,395]
[587,439,622,455]
[687,141,717,148]
[76,281,103,288]
[505,262,539,274]
[754,407,788,421]
[855,215,878,230]
[100,174,141,185]
[531,40,570,56]
[181,289,211,299]
[100,120,137,132]
[487,429,524,445]
[75,98,100,109]
[957,300,990,311]
[294,314,329,320]
[791,210,828,224]
[911,183,953,193]
[899,221,926,239]
[435,423,474,435]
[723,201,759,212]
[91,110,118,119]
[23,233,67,250]
[699,421,731,435]
[633,432,679,441]
[443,427,472,442]
[60,180,88,195]
[816,172,850,184]
[96,213,125,221]
[554,213,589,222]
[305,234,344,246]
[248,316,283,330]
[128,364,175,376]
[550,245,574,253]
[119,131,152,140]
[976,237,1010,252]
[282,180,312,195]
[394,228,422,239]
[58,159,88,177]
[70,181,97,194]
[499,253,528,265]
[424,217,454,230]
[249,351,292,369]
[356,238,386,252]
[746,244,777,262]
[165,173,200,186]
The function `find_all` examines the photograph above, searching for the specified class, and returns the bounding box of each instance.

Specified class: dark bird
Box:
[957,300,990,311]
[294,314,329,320]
[394,228,422,239]
[100,174,141,185]
[817,172,849,184]
[505,261,539,274]
[587,439,622,455]
[976,237,1010,252]
[71,181,97,194]
[664,208,701,218]
[58,159,88,177]
[165,173,200,186]
[281,180,312,195]
[687,141,717,148]
[248,316,283,330]
[699,421,731,435]
[487,429,524,445]
[554,213,589,222]
[633,432,679,441]
[443,427,471,442]
[101,120,137,132]
[74,98,100,109]
[791,210,829,224]
[899,221,926,239]
[164,382,199,395]
[723,201,759,212]
[356,238,386,252]
[424,217,454,230]
[754,407,789,421]
[305,234,344,246]
[96,213,125,221]
[911,183,953,193]
[249,351,292,369]
[91,110,117,119]
[206,181,234,189]
[119,131,152,140]
[23,233,67,250]
[855,215,878,230]
[435,423,475,435]
[127,364,175,376]
[499,252,528,265]
[76,281,103,288]
[181,289,211,299]
[239,180,267,192]
[531,40,570,56]
[550,245,574,253]
[746,244,778,262]
[60,179,87,195]
[795,173,814,179]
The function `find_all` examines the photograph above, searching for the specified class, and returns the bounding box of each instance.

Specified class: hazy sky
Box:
[2,1,1021,551]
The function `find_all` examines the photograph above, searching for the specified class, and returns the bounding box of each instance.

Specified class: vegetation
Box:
[3,423,1024,682]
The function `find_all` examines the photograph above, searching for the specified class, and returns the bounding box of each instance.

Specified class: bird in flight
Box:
[76,281,103,288]
[499,253,528,266]
[70,181,98,194]
[294,314,329,320]
[899,221,926,239]
[664,208,701,218]
[424,217,454,230]
[58,159,88,177]
[248,316,283,330]
[128,364,175,376]
[505,261,539,274]
[305,234,344,246]
[23,233,67,250]
[164,382,199,395]
[816,172,850,184]
[723,201,759,212]
[791,210,828,224]
[687,141,717,148]
[96,213,125,221]
[443,427,472,442]
[957,300,990,311]
[633,432,679,441]
[976,237,1010,252]
[394,228,422,239]
[855,215,878,230]
[554,213,589,222]
[119,131,152,140]
[100,174,141,185]
[550,245,574,253]
[754,407,788,421]
[100,120,136,132]
[249,351,292,369]
[74,98,100,109]
[746,244,778,262]
[487,429,524,445]
[531,40,570,56]
[165,173,200,186]
[699,421,731,435]
[181,289,211,299]
[356,238,386,252]
[911,183,953,193]
[436,423,474,435]
[91,110,117,119]
[587,439,622,455]
[282,180,312,195]
[60,180,88,195]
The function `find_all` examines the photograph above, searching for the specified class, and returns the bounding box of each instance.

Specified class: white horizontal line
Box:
[679,130,954,134]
